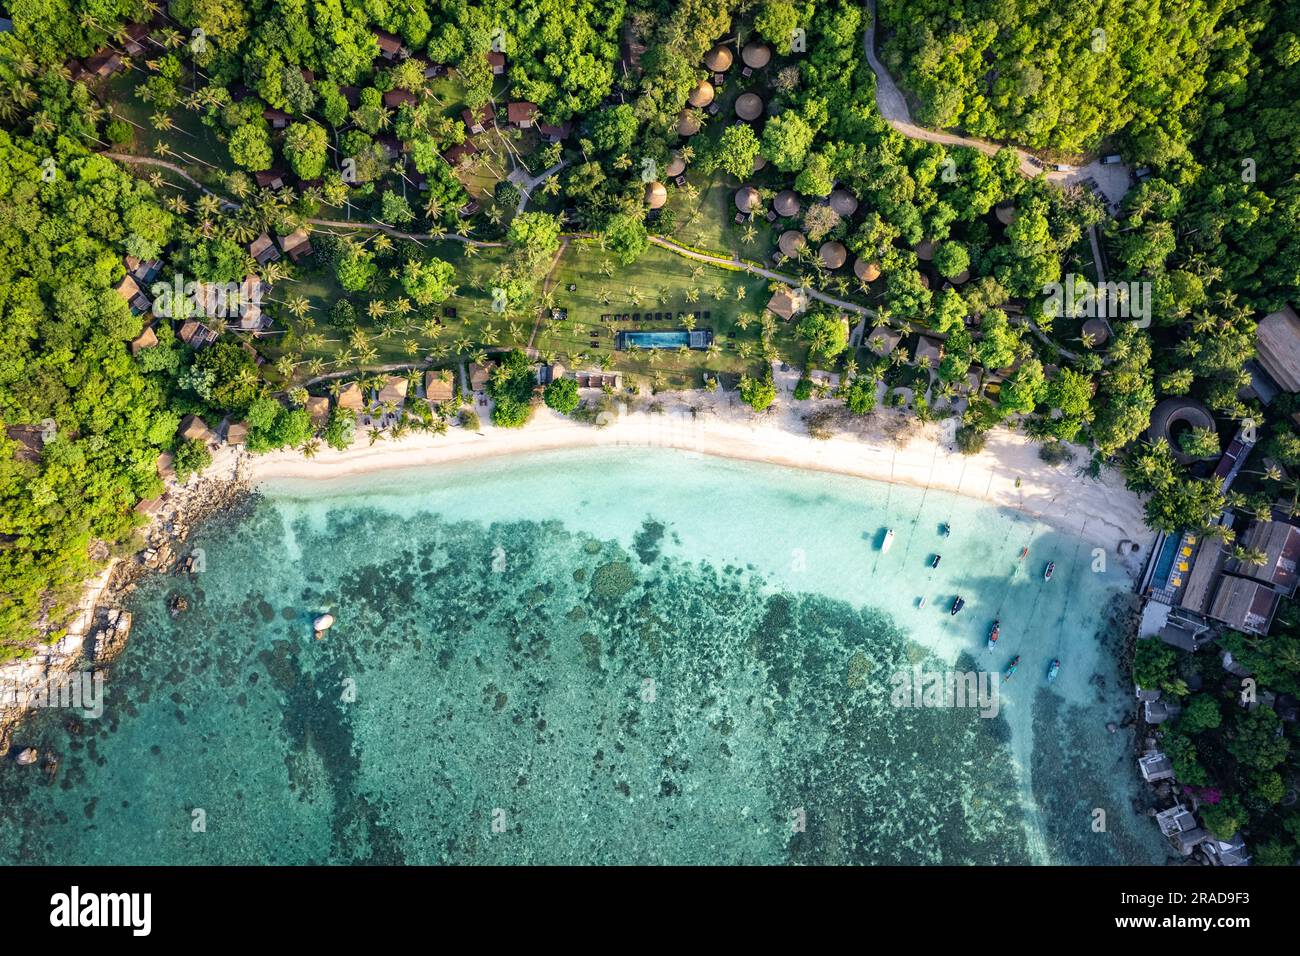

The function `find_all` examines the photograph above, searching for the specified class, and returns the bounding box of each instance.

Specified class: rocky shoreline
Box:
[0,449,254,755]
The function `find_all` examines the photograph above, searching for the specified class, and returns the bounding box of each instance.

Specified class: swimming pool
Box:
[1151,533,1180,588]
[620,330,690,349]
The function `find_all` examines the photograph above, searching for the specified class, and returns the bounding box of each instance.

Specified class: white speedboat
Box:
[881,529,895,552]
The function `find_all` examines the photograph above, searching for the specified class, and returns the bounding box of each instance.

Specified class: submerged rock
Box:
[14,747,38,766]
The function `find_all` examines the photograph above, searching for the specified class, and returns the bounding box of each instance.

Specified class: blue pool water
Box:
[1151,534,1180,589]
[621,330,690,349]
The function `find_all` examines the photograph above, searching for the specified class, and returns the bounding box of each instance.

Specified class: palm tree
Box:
[301,439,322,459]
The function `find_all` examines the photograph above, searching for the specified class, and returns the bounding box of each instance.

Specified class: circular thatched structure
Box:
[819,241,847,269]
[741,43,771,69]
[778,230,806,258]
[665,152,686,178]
[735,92,764,121]
[854,258,881,282]
[918,272,931,289]
[704,45,734,72]
[829,189,859,216]
[995,201,1017,226]
[752,153,767,172]
[645,181,668,209]
[774,190,801,217]
[688,79,715,108]
[1149,397,1217,463]
[677,109,701,136]
[950,268,970,284]
[734,185,760,213]
[915,239,935,261]
[1081,317,1110,347]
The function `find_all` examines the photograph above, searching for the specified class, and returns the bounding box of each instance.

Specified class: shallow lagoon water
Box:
[0,447,1167,864]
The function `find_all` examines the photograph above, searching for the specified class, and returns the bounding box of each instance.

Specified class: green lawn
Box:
[535,240,808,389]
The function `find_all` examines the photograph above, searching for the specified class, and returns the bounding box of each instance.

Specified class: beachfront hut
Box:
[224,421,248,446]
[829,189,859,216]
[1228,520,1300,596]
[469,362,494,392]
[819,241,847,269]
[854,258,881,283]
[336,382,365,412]
[773,190,801,218]
[703,44,733,72]
[305,396,330,429]
[424,370,455,403]
[156,451,175,480]
[735,186,760,214]
[378,376,408,407]
[741,43,771,70]
[734,92,764,122]
[913,335,943,368]
[778,230,806,258]
[677,109,702,136]
[645,181,668,209]
[1208,576,1278,636]
[178,414,216,446]
[866,325,903,358]
[687,80,715,108]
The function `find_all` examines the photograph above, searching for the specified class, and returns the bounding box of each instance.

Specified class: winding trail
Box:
[648,236,876,318]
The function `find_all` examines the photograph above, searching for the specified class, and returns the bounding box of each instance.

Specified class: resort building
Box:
[912,335,943,369]
[1226,518,1300,596]
[537,120,572,143]
[263,108,290,130]
[507,102,539,129]
[224,421,248,446]
[1207,574,1279,636]
[129,324,157,356]
[469,362,494,393]
[114,275,152,315]
[254,169,287,190]
[773,190,800,217]
[740,42,771,73]
[734,92,764,122]
[336,382,365,412]
[424,369,455,403]
[462,104,495,135]
[305,396,330,429]
[866,325,903,358]
[373,28,404,60]
[1252,304,1300,393]
[765,287,809,322]
[703,44,733,74]
[377,376,409,408]
[383,88,417,110]
[487,51,506,75]
[249,233,280,266]
[178,320,217,350]
[278,228,313,264]
[177,414,217,447]
[854,258,882,283]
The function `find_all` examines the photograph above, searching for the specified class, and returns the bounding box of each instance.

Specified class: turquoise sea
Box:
[0,447,1167,864]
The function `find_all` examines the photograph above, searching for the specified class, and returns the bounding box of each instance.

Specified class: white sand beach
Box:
[247,391,1155,575]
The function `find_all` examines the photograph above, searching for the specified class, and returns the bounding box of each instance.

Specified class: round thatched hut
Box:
[779,230,806,258]
[914,239,935,260]
[677,109,701,136]
[665,152,686,178]
[819,241,847,269]
[742,43,772,69]
[829,189,859,216]
[1081,317,1110,347]
[688,79,715,108]
[735,185,760,213]
[735,92,764,121]
[854,258,881,282]
[704,45,734,72]
[995,201,1017,226]
[774,190,801,217]
[645,181,668,209]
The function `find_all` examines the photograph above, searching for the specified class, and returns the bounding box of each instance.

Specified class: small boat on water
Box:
[931,554,942,569]
[918,596,927,609]
[941,523,951,538]
[1003,655,1021,682]
[951,595,965,615]
[987,619,1000,651]
[881,529,895,552]
[1043,561,1055,582]
[1047,659,1061,683]
[1019,547,1029,561]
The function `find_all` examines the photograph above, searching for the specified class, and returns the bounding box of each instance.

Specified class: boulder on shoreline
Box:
[15,747,38,765]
